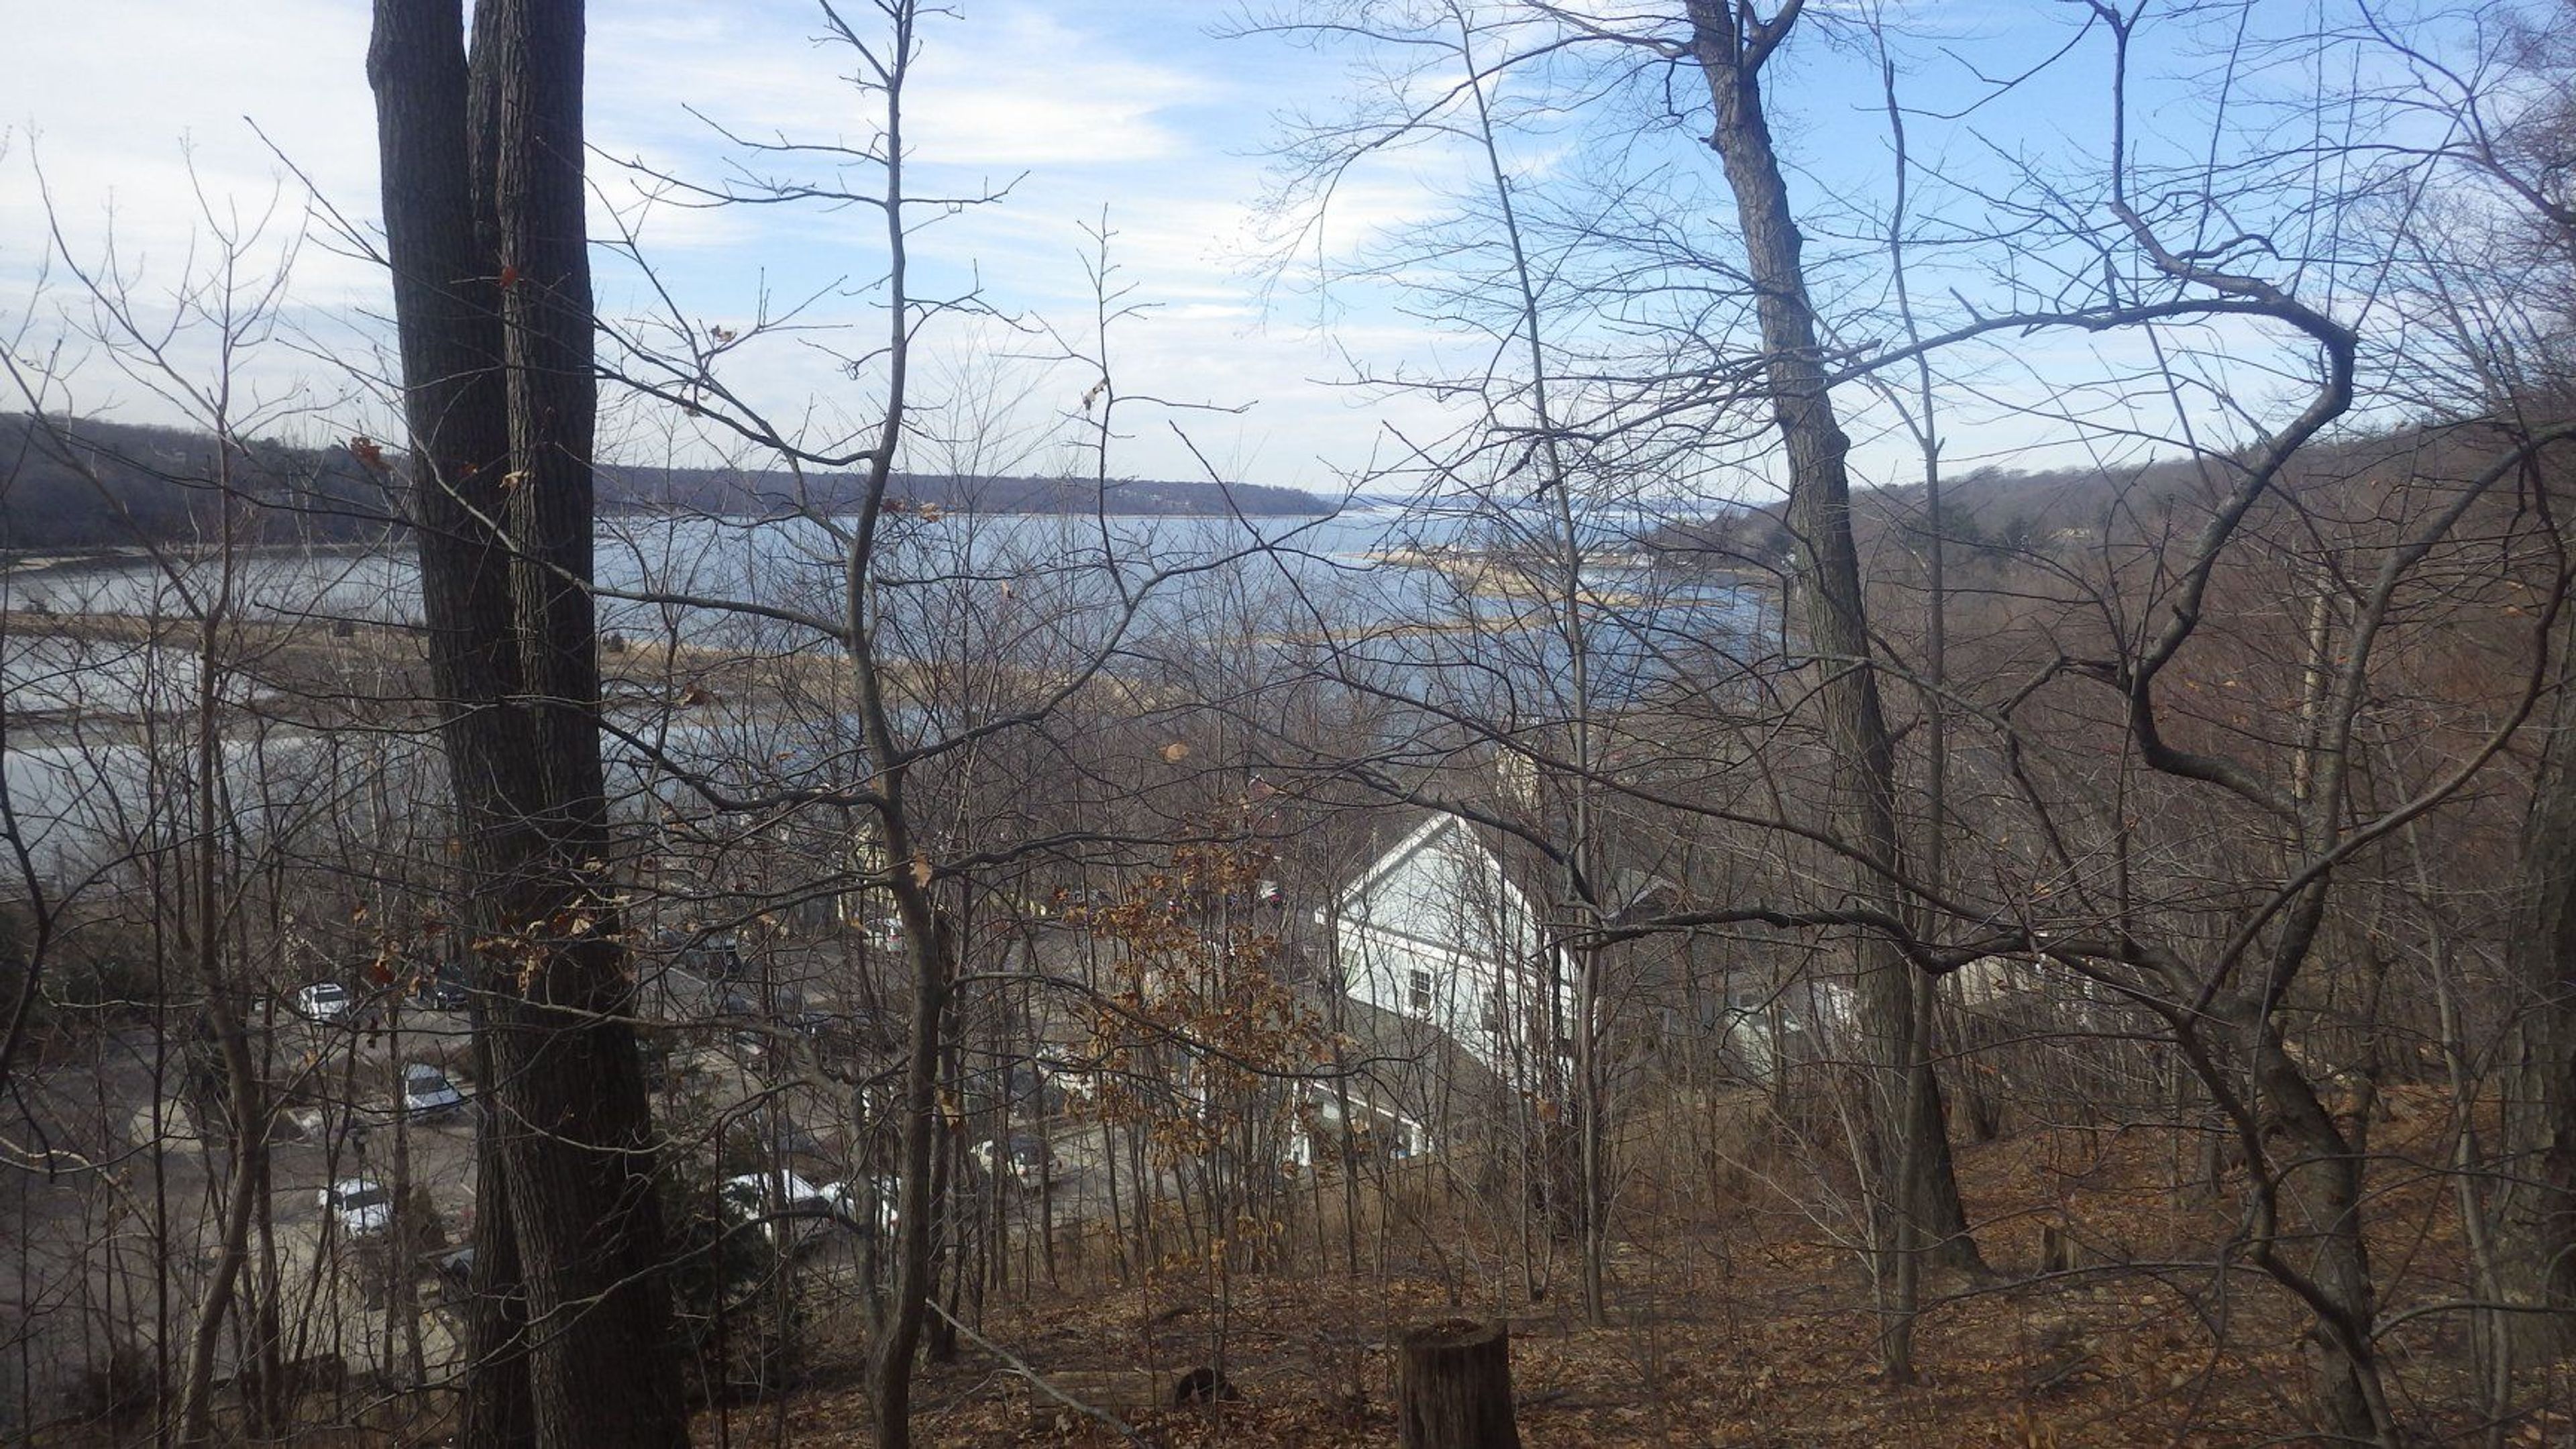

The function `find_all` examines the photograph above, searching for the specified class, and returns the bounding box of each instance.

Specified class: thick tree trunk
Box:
[370,3,686,1444]
[2498,693,2576,1360]
[462,1026,534,1448]
[2249,1030,2395,1442]
[1683,1,1978,1281]
[370,3,537,1438]
[466,5,687,1445]
[1397,1318,1523,1449]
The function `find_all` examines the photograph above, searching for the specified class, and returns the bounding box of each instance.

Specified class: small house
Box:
[1318,812,1575,1076]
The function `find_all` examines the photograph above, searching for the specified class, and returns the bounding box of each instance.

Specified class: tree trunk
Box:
[467,5,688,1444]
[842,10,942,1445]
[366,5,531,1425]
[1397,1318,1523,1449]
[866,907,947,1449]
[2250,1030,2395,1442]
[369,3,686,1444]
[462,1026,535,1449]
[175,503,267,1448]
[2498,685,2576,1360]
[1683,0,1980,1284]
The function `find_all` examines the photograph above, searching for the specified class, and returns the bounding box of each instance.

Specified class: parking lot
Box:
[1,926,1212,1427]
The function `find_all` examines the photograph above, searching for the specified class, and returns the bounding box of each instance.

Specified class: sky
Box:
[0,0,2427,499]
[2,0,1468,493]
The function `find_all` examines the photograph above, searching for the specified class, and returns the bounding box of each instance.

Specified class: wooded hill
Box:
[1640,418,2553,576]
[0,413,1328,552]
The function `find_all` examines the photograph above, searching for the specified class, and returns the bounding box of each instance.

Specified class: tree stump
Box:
[1397,1318,1521,1449]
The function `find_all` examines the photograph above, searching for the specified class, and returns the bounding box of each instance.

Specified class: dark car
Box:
[686,932,743,980]
[425,1244,476,1311]
[409,973,468,1011]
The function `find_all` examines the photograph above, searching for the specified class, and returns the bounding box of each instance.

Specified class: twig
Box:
[924,1300,1146,1444]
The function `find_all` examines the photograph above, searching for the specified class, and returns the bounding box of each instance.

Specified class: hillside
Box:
[692,1089,2486,1447]
[1640,419,2526,577]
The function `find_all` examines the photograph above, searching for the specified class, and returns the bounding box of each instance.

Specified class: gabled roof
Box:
[1324,806,1709,1017]
[1329,807,1672,925]
[1329,812,1464,916]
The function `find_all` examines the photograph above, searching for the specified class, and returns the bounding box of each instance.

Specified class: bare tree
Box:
[370,0,685,1442]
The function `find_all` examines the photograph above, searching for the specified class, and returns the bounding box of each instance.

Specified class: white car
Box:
[294,982,354,1022]
[401,1063,465,1119]
[817,1176,899,1235]
[972,1133,1051,1189]
[720,1169,839,1248]
[318,1177,393,1237]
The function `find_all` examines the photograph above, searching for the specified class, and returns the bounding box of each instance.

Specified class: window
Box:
[1408,968,1434,1015]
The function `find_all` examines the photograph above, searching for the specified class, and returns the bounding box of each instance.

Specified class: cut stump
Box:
[1397,1318,1522,1448]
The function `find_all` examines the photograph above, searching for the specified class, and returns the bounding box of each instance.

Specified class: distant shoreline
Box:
[0,539,390,580]
[0,502,1350,578]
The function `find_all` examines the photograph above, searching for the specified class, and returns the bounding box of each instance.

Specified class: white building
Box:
[1319,812,1576,1075]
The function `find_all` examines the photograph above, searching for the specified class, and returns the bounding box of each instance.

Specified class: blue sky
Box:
[0,1,2457,498]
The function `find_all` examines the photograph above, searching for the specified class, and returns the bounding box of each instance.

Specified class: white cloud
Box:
[0,0,1511,490]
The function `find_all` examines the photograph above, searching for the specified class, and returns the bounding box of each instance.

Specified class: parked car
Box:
[401,1063,466,1119]
[425,1244,476,1305]
[318,1177,394,1237]
[972,1132,1052,1189]
[294,981,354,1022]
[817,1175,898,1234]
[409,973,468,1011]
[686,932,742,980]
[720,1169,843,1248]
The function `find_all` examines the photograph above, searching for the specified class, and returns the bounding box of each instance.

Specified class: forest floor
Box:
[29,1085,2563,1445]
[731,1083,2576,1447]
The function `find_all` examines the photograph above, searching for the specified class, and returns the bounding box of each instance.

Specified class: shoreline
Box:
[1,504,1341,580]
[1,538,391,580]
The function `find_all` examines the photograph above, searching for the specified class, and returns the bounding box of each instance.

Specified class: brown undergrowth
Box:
[735,1084,2576,1446]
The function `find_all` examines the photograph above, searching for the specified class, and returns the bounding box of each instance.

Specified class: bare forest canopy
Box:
[0,413,1328,553]
[1636,415,2565,574]
[18,0,2576,1437]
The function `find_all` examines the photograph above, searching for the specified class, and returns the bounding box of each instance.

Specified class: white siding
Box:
[1325,816,1568,1071]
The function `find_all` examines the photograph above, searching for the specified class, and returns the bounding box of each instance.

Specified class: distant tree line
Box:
[0,414,400,551]
[0,413,1326,553]
[1640,421,2568,579]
